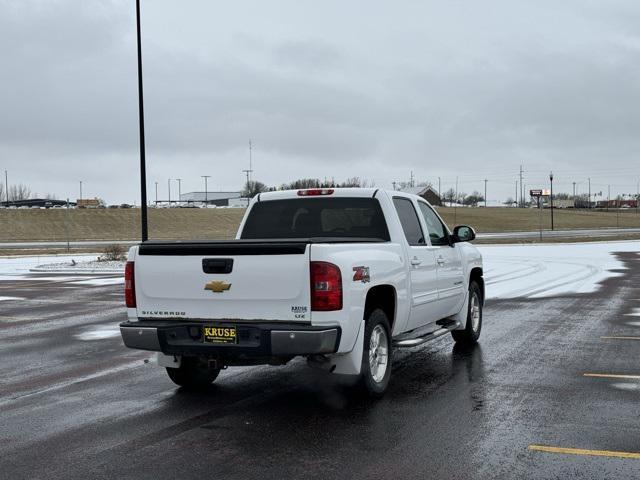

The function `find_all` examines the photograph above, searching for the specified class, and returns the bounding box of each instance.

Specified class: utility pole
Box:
[454,176,459,224]
[484,179,487,208]
[242,170,250,188]
[202,175,210,206]
[572,182,576,199]
[515,181,518,208]
[607,184,611,212]
[249,140,253,184]
[438,177,441,202]
[4,170,8,206]
[79,181,83,200]
[176,178,182,204]
[550,171,554,230]
[519,165,524,207]
[242,140,254,192]
[65,198,71,252]
[588,177,591,210]
[167,178,171,206]
[136,0,148,241]
[154,182,158,205]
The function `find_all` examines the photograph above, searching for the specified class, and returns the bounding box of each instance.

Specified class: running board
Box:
[393,324,459,348]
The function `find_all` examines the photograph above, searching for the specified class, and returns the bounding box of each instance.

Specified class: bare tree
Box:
[9,184,31,201]
[242,180,267,198]
[281,178,322,190]
[463,191,485,207]
[0,183,4,204]
[443,188,456,206]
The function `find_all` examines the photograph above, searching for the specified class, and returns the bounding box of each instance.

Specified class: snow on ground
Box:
[31,259,125,273]
[479,241,640,299]
[69,277,124,286]
[1,242,638,299]
[0,254,124,281]
[74,324,121,341]
[0,254,99,275]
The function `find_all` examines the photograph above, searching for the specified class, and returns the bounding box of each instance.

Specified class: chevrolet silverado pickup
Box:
[120,188,484,396]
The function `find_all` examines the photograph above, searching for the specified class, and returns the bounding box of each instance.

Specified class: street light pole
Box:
[176,178,182,204]
[79,181,83,200]
[484,179,487,208]
[136,0,149,241]
[550,171,554,230]
[155,181,158,205]
[168,178,171,206]
[202,175,211,206]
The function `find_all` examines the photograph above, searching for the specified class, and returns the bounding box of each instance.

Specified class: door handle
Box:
[437,256,445,266]
[410,257,422,266]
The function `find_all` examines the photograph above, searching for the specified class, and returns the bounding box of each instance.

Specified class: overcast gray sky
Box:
[1,0,640,204]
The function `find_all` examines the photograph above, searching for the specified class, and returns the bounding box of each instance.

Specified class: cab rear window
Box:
[240,198,390,240]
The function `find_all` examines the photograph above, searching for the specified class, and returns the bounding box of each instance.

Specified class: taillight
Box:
[310,261,342,311]
[297,189,334,196]
[125,261,136,308]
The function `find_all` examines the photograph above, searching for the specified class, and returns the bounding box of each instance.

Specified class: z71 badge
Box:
[353,266,370,283]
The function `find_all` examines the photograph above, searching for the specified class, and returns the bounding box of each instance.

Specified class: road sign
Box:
[530,189,543,197]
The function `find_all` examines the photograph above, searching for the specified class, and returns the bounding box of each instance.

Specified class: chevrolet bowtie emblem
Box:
[204,281,232,293]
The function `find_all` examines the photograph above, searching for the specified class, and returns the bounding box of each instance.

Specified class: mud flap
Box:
[451,289,469,330]
[330,320,365,375]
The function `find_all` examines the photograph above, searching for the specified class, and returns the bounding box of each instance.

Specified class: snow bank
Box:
[479,241,639,299]
[30,259,125,273]
[0,254,99,276]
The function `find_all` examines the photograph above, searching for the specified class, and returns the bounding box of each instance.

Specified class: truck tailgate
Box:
[134,242,311,322]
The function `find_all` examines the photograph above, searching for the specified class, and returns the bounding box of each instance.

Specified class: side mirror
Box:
[452,225,476,243]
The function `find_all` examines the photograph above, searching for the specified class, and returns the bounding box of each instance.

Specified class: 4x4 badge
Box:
[204,281,232,293]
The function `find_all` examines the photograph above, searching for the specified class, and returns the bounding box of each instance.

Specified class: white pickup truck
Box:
[120,188,484,396]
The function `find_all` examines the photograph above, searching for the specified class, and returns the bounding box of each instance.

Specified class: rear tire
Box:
[358,309,393,397]
[166,357,220,390]
[451,280,482,345]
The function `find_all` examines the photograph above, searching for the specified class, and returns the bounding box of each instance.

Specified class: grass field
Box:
[436,206,640,232]
[1,206,640,243]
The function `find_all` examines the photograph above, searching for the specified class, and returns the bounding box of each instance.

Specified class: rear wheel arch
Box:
[364,285,396,331]
[469,267,484,303]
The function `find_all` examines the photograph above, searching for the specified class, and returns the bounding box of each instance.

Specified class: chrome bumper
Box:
[119,321,340,356]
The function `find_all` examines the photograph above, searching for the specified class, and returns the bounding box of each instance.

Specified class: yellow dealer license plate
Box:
[203,326,237,344]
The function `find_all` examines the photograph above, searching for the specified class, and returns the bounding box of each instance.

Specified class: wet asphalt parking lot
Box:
[1,251,640,479]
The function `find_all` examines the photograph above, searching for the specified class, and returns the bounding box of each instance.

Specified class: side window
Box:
[418,202,449,246]
[393,197,425,246]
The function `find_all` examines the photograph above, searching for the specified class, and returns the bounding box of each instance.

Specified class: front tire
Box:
[166,357,220,390]
[358,309,393,397]
[451,280,483,345]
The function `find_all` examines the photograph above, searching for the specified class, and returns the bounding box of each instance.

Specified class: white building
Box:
[179,191,243,207]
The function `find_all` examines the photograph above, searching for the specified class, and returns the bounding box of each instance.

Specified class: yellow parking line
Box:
[584,373,640,380]
[529,445,640,459]
[601,336,640,340]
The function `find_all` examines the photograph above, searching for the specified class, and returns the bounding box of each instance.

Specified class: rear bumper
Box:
[119,320,341,358]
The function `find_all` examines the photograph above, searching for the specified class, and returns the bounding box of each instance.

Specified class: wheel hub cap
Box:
[471,293,481,332]
[369,325,389,383]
